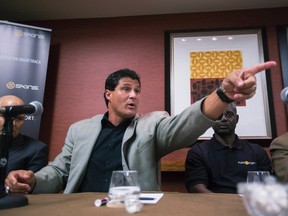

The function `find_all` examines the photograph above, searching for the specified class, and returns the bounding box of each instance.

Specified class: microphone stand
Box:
[0,115,28,209]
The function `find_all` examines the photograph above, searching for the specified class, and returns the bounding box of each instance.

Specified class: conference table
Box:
[1,192,249,216]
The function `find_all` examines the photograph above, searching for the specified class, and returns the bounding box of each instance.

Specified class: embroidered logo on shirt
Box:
[238,161,256,165]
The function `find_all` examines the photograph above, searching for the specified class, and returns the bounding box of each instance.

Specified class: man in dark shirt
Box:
[0,95,48,177]
[185,102,271,193]
[5,61,276,194]
[79,115,129,192]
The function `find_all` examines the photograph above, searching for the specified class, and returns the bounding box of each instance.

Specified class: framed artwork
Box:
[164,28,276,140]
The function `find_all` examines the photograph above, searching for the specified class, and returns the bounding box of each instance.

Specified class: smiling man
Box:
[185,102,272,193]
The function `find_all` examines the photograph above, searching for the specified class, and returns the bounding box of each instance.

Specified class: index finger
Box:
[243,61,277,78]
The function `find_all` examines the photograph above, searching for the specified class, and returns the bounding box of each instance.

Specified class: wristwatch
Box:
[216,85,235,103]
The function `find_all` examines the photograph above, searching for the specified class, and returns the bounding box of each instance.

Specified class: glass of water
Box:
[246,171,270,183]
[108,170,140,208]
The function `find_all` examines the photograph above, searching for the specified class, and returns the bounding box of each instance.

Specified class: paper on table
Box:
[139,193,164,204]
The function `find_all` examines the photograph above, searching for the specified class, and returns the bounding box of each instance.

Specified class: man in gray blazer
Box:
[5,61,276,194]
[270,132,288,182]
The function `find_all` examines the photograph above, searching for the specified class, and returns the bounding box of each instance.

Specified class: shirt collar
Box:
[211,134,243,150]
[101,112,132,128]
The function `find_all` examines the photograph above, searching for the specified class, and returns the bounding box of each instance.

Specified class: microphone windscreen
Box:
[29,101,43,115]
[280,87,288,104]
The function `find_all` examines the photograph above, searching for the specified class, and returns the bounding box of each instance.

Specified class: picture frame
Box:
[164,28,276,140]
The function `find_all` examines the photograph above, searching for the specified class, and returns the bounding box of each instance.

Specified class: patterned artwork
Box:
[190,50,245,106]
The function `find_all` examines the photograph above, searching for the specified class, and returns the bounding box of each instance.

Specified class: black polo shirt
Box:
[185,135,271,193]
[79,113,131,192]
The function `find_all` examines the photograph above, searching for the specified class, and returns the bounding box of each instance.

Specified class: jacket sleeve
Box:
[155,98,215,157]
[33,123,79,193]
[270,132,288,183]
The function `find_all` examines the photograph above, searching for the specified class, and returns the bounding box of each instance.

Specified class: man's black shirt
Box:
[79,113,131,192]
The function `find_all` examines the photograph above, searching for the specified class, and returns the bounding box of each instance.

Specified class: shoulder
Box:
[65,115,104,138]
[21,135,48,149]
[70,114,103,128]
[270,132,288,150]
[188,140,212,153]
[240,140,263,149]
[239,139,267,155]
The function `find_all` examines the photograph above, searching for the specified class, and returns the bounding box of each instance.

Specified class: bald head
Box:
[0,95,25,138]
[0,95,25,107]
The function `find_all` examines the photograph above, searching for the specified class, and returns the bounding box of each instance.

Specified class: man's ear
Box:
[105,89,111,101]
[236,114,239,123]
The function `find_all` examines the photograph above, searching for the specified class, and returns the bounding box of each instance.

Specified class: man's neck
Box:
[106,112,134,127]
[214,133,236,148]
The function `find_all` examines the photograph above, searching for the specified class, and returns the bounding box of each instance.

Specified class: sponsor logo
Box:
[6,81,39,91]
[25,115,36,121]
[6,81,16,89]
[15,30,45,40]
[238,161,256,166]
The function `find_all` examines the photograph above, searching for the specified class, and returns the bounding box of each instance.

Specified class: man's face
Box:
[0,115,25,138]
[0,96,25,138]
[105,77,141,121]
[212,106,238,136]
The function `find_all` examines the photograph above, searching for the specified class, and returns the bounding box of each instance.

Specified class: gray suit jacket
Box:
[270,132,288,183]
[34,99,215,193]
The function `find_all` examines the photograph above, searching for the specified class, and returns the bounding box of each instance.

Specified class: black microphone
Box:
[0,101,43,117]
[281,87,288,104]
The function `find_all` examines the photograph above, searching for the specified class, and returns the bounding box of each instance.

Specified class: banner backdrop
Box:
[0,21,51,139]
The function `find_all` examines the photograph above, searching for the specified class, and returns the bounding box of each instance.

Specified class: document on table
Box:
[139,193,164,204]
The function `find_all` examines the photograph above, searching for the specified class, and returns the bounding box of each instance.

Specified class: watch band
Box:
[216,85,235,103]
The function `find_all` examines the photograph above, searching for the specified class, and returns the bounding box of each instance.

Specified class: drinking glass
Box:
[246,171,270,183]
[108,170,140,208]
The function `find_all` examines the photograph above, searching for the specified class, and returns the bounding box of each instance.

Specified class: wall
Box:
[26,7,288,192]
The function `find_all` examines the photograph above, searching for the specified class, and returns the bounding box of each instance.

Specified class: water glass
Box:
[246,171,270,183]
[108,170,140,208]
[125,194,143,213]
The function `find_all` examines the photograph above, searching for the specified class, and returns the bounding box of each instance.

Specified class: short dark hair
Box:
[103,68,141,106]
[229,102,237,114]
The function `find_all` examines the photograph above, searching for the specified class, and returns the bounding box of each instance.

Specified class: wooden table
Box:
[1,192,249,216]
